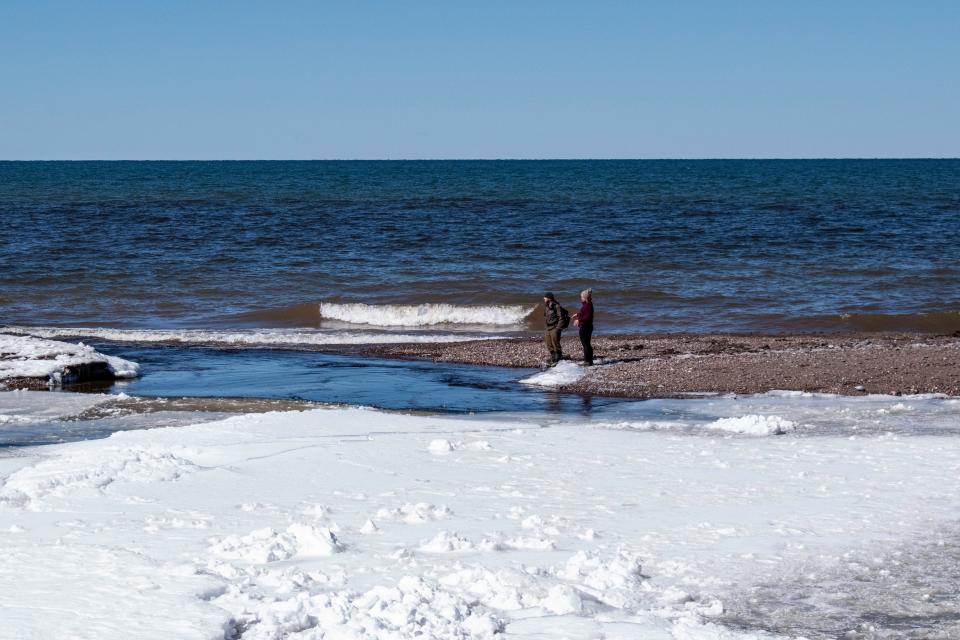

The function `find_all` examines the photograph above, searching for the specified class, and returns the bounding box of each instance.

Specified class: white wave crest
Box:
[3,327,500,347]
[319,302,534,327]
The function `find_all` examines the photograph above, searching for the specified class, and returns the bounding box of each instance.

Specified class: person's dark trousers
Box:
[545,327,562,363]
[579,323,593,365]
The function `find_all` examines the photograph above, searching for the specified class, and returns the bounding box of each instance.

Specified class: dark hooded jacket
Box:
[544,300,561,329]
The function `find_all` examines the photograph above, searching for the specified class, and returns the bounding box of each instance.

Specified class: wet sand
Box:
[364,333,960,398]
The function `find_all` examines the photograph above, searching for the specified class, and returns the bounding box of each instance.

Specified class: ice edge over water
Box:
[319,302,535,327]
[520,361,588,387]
[0,334,140,384]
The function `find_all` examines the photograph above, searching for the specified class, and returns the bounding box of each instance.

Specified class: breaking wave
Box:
[318,302,535,327]
[2,327,499,347]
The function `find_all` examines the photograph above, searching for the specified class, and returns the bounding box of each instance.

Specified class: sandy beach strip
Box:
[363,333,960,398]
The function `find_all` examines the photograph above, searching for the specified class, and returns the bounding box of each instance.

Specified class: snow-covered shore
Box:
[0,334,139,387]
[2,393,960,638]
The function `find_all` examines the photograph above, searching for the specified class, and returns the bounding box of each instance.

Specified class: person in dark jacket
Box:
[573,288,594,366]
[542,292,563,365]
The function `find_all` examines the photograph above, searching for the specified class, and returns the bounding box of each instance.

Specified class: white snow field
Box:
[0,333,140,384]
[2,394,960,639]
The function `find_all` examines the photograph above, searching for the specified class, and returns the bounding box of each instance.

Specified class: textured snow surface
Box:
[2,396,960,638]
[0,333,139,384]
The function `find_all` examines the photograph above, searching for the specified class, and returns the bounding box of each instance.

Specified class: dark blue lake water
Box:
[2,160,959,334]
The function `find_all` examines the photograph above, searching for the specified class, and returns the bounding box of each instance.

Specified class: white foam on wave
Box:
[3,327,500,347]
[319,302,534,327]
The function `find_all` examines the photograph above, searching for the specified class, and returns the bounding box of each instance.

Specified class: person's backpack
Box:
[558,304,571,330]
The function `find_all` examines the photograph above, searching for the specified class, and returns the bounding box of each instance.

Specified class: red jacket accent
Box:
[578,301,593,325]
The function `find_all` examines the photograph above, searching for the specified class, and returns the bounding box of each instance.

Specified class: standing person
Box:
[542,292,564,366]
[574,288,594,366]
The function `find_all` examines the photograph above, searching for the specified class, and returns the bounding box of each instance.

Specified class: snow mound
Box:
[500,535,557,550]
[520,513,561,533]
[319,302,533,326]
[439,550,647,616]
[440,567,582,614]
[428,438,454,454]
[213,574,503,639]
[210,523,342,563]
[520,361,587,387]
[418,529,557,554]
[557,549,646,609]
[419,530,488,553]
[0,333,140,384]
[706,414,796,436]
[374,502,453,524]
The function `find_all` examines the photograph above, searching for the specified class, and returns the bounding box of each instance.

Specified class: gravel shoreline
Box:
[363,333,960,398]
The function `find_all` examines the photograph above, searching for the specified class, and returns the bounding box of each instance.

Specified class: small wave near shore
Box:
[318,302,536,327]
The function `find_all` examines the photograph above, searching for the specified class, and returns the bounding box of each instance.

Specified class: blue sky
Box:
[1,1,958,159]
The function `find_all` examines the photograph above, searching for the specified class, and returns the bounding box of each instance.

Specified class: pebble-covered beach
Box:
[365,333,960,398]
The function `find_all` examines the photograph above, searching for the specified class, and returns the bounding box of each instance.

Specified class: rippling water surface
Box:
[2,160,958,333]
